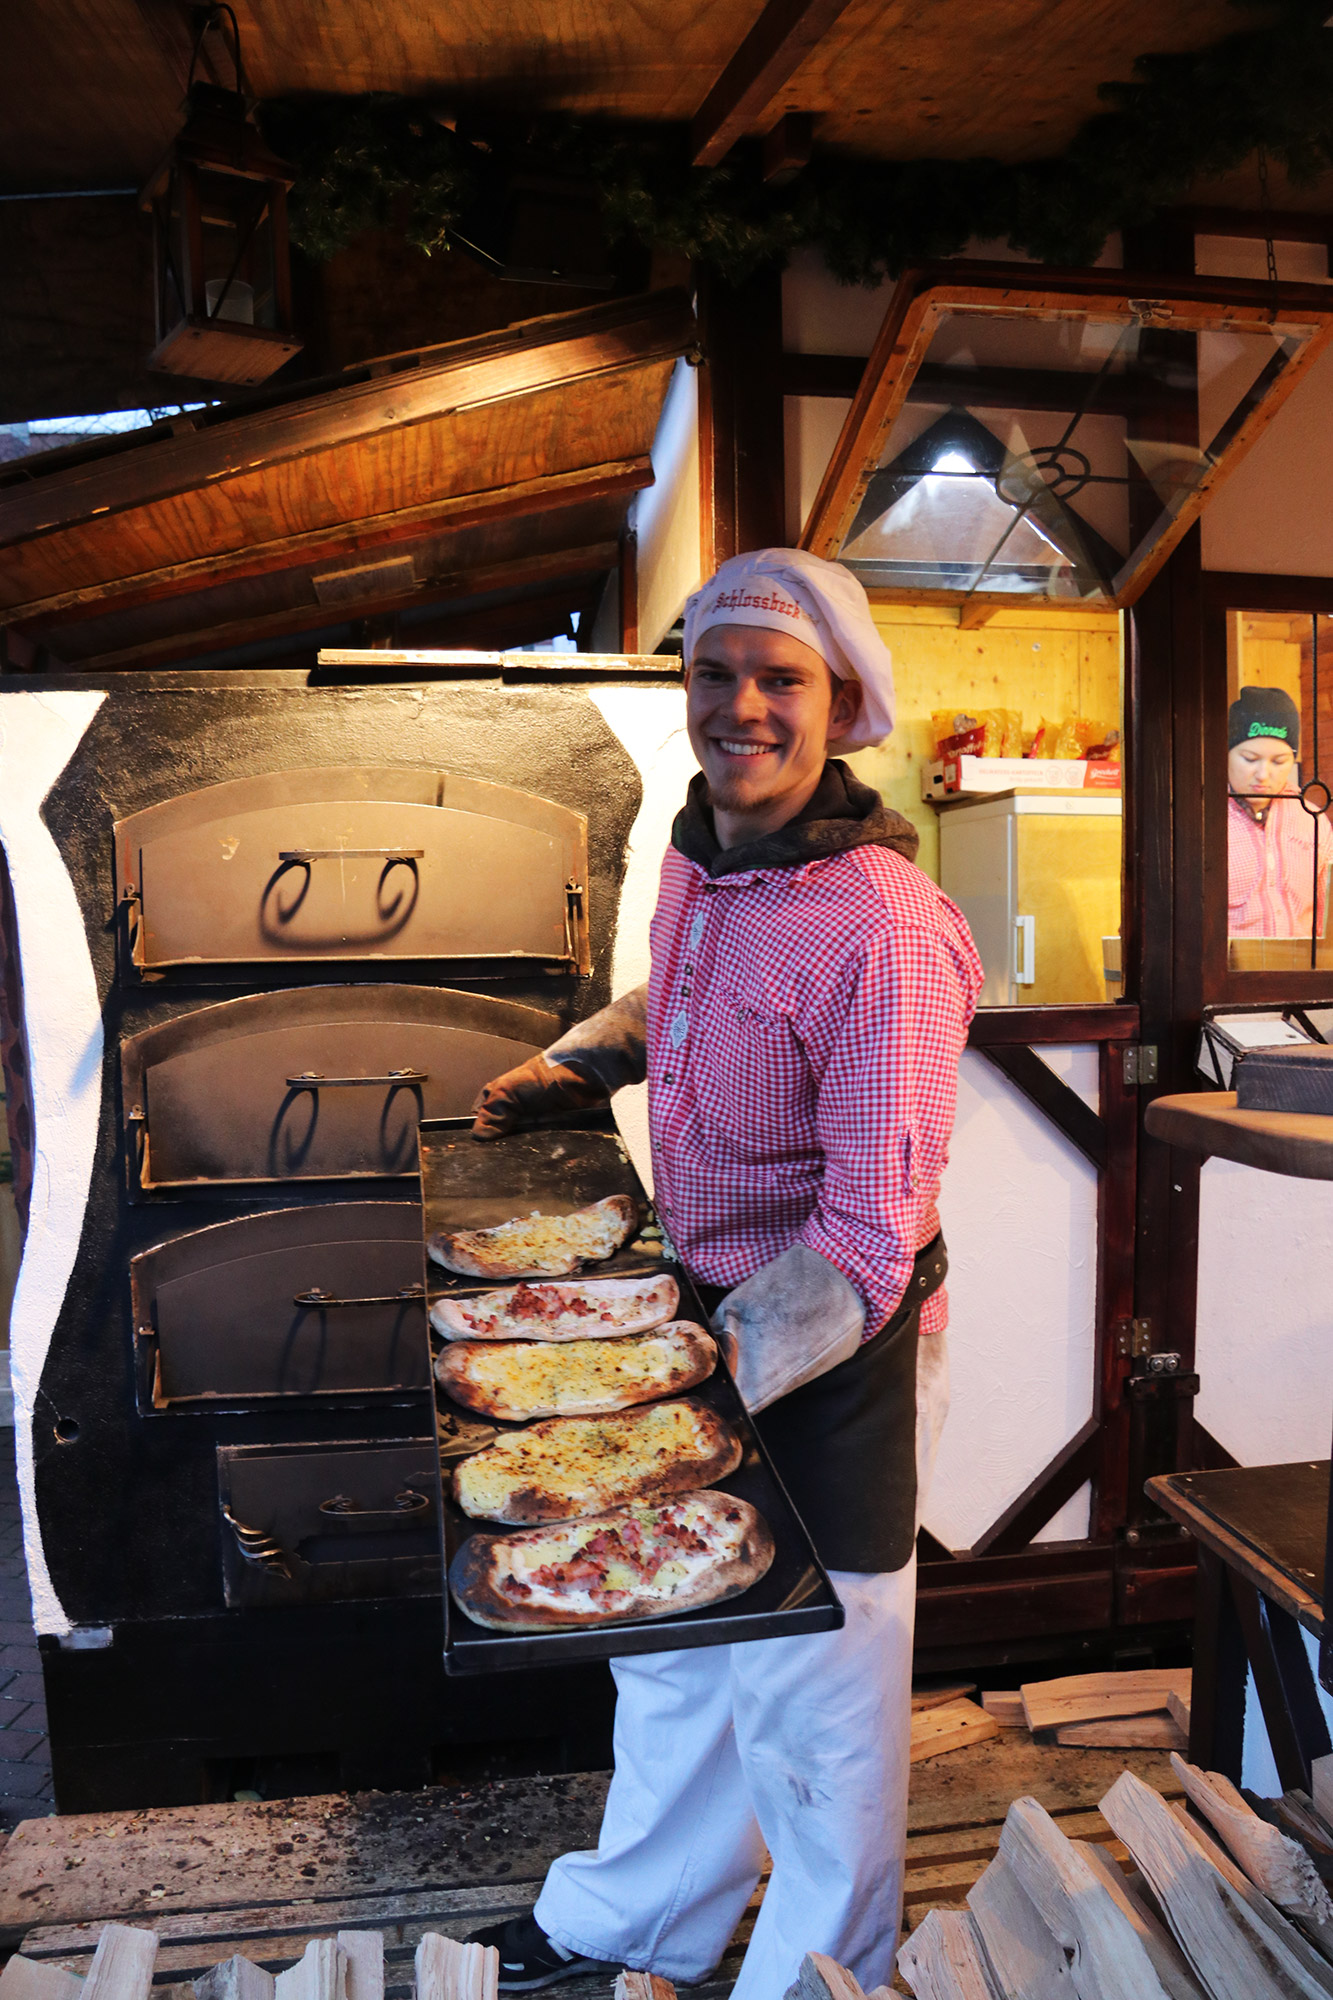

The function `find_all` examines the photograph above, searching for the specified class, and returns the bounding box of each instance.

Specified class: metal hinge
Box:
[1114,1316,1154,1359]
[1122,1044,1159,1087]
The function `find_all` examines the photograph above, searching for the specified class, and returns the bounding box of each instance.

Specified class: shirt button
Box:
[663,1072,675,1084]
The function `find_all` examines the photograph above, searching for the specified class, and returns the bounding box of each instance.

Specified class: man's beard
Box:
[705,770,788,815]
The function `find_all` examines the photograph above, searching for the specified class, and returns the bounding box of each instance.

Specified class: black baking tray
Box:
[419,1116,844,1674]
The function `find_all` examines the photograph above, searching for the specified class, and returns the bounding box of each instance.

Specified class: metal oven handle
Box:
[293,1283,425,1309]
[285,1069,428,1088]
[277,847,424,862]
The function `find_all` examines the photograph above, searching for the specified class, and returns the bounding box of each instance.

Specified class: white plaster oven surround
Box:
[0,689,106,1634]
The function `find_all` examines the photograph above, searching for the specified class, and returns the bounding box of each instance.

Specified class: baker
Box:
[467,548,982,1999]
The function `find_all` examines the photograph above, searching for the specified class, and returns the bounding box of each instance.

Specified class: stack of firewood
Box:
[0,1926,505,2000]
[797,1750,1333,2000]
[979,1667,1191,1750]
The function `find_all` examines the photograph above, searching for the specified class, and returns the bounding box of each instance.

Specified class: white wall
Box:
[0,690,107,1634]
[1197,234,1333,577]
[1196,1158,1333,1464]
[928,1046,1098,1551]
[632,358,702,654]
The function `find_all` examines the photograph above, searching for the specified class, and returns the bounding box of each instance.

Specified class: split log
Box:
[1054,1717,1187,1751]
[414,1935,498,2000]
[966,1853,1074,2000]
[781,1955,867,2000]
[1075,1836,1205,2000]
[979,1693,1025,1729]
[1166,1690,1190,1736]
[912,1686,977,1714]
[0,1961,86,2000]
[1272,1791,1333,1867]
[83,1926,160,2000]
[999,1793,1175,2000]
[897,1910,1000,2000]
[275,1943,344,2000]
[1166,1802,1333,1989]
[195,1958,276,2000]
[910,1700,1001,1764]
[1021,1671,1190,1734]
[1314,1754,1333,1836]
[1170,1752,1333,1948]
[614,1976,678,2000]
[1100,1768,1333,2000]
[337,1936,384,2000]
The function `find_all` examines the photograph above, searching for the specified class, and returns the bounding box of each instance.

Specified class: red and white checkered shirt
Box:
[1228,793,1333,939]
[646,841,982,1338]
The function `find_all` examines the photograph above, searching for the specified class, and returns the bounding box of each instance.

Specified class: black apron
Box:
[696,1234,947,1575]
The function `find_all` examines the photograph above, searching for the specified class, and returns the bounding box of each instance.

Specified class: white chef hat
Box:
[682,547,895,752]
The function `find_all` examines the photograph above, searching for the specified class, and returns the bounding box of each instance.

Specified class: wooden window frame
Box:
[1201,570,1333,1006]
[800,262,1333,614]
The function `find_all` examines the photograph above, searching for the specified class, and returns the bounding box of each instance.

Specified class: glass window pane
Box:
[837,302,1321,608]
[1226,610,1333,971]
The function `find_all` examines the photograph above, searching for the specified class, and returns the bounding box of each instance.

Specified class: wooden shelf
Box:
[1145,1091,1333,1179]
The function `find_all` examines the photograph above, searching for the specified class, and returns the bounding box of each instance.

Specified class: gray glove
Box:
[545,984,648,1094]
[714,1244,865,1413]
[470,987,647,1139]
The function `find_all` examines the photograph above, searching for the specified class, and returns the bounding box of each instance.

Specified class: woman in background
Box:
[1228,684,1333,940]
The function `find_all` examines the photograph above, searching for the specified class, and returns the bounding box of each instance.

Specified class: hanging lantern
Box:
[139,15,302,388]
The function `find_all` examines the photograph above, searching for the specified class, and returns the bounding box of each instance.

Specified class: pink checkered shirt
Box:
[646,841,982,1338]
[1228,793,1333,939]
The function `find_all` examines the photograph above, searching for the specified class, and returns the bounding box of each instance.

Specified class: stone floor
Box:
[0,1432,51,1829]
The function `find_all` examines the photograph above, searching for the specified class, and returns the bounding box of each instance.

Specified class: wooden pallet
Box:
[0,1742,1186,1997]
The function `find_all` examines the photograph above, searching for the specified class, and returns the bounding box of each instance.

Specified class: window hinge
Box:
[1122,1044,1159,1087]
[1114,1316,1153,1359]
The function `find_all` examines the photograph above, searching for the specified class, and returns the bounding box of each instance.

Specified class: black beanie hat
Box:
[1228,683,1301,754]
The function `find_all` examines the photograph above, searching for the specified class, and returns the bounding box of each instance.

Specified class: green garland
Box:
[261,0,1333,284]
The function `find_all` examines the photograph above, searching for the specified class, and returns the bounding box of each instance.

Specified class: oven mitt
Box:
[471,985,648,1139]
[714,1243,866,1413]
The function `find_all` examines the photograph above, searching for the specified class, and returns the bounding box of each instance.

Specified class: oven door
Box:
[132,1202,434,1415]
[114,766,589,975]
[122,984,558,1193]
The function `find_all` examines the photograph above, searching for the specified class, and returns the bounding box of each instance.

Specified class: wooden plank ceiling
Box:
[2,0,1242,192]
[0,290,694,669]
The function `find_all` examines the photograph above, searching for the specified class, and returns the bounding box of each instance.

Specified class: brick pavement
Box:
[0,1429,52,1829]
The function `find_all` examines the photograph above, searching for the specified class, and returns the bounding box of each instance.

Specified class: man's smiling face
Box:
[684,623,862,844]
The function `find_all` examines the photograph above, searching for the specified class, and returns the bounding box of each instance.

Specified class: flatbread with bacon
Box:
[452,1398,742,1525]
[430,1271,678,1343]
[450,1490,773,1631]
[429,1194,638,1279]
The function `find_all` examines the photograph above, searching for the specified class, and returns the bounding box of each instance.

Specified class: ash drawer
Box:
[217,1439,441,1608]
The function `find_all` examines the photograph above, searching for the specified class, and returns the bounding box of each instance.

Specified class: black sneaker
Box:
[466,1914,614,1991]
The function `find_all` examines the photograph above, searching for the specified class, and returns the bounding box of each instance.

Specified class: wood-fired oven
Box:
[19,668,650,1807]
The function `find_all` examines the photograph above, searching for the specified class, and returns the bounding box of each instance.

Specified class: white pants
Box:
[535,1333,950,2000]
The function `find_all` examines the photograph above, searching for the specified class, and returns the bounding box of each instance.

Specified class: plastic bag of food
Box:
[932,710,981,755]
[1050,716,1110,761]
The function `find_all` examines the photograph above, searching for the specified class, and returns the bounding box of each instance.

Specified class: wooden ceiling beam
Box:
[0,288,694,547]
[3,455,652,631]
[690,0,853,168]
[64,541,620,670]
[781,352,1198,416]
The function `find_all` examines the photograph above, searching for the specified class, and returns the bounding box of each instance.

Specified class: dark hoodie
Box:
[670,757,919,879]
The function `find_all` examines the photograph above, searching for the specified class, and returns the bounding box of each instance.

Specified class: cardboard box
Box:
[922,756,1122,802]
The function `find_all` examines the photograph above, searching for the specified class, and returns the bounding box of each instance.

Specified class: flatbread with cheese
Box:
[450,1490,774,1631]
[431,1272,678,1343]
[436,1322,717,1422]
[429,1194,638,1279]
[452,1399,742,1524]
